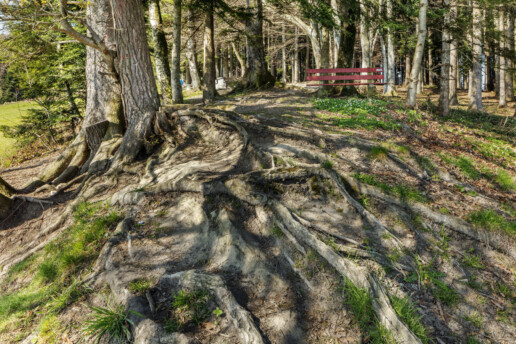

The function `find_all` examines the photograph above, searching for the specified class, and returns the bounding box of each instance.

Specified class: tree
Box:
[406,0,428,108]
[449,0,459,105]
[439,0,451,117]
[203,0,217,102]
[241,0,275,88]
[384,0,397,96]
[470,1,483,111]
[499,9,507,108]
[148,0,172,103]
[171,0,184,104]
[185,6,202,90]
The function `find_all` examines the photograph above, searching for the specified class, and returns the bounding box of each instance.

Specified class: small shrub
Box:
[38,260,58,282]
[321,160,333,169]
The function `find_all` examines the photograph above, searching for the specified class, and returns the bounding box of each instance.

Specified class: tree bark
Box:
[171,0,183,104]
[384,0,397,96]
[110,0,160,164]
[185,7,201,90]
[439,0,451,117]
[232,41,246,78]
[282,24,287,83]
[242,0,275,88]
[506,10,515,101]
[499,9,507,107]
[406,0,428,107]
[449,0,459,105]
[203,1,216,102]
[359,0,374,94]
[470,1,483,111]
[148,0,171,103]
[293,26,300,83]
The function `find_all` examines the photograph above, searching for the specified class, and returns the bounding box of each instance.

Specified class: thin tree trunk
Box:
[470,1,483,110]
[185,7,201,90]
[222,43,229,79]
[203,1,216,102]
[229,43,234,78]
[282,24,287,83]
[499,10,507,107]
[506,10,515,101]
[385,0,397,96]
[449,0,458,105]
[293,27,300,83]
[359,0,374,94]
[404,53,411,86]
[406,0,428,107]
[148,0,171,103]
[232,41,246,78]
[439,0,451,117]
[428,28,434,86]
[110,0,160,164]
[171,0,183,104]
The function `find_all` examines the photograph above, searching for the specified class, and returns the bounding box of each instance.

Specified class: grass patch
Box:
[165,289,213,332]
[128,278,153,295]
[467,209,516,236]
[0,101,39,163]
[0,202,121,338]
[368,146,389,160]
[83,300,141,343]
[313,97,401,131]
[338,278,396,343]
[353,173,427,203]
[495,170,516,191]
[390,296,430,343]
[321,160,334,169]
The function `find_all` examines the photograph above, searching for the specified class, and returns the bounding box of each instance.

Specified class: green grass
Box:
[390,296,430,343]
[495,170,516,191]
[0,202,121,338]
[353,173,428,203]
[467,209,516,236]
[165,289,213,332]
[464,312,483,329]
[83,300,140,343]
[368,146,389,160]
[338,278,396,343]
[321,160,334,169]
[128,279,153,295]
[313,97,401,131]
[0,101,39,162]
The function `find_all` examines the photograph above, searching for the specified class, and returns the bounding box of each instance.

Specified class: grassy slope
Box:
[0,101,38,158]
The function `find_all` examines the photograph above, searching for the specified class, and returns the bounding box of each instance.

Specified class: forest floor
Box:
[0,86,514,344]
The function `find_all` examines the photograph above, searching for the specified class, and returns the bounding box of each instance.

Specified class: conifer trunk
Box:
[203,1,217,102]
[148,0,171,103]
[185,8,201,90]
[470,1,483,111]
[439,0,451,117]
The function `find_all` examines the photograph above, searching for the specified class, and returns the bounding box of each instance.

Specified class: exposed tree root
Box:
[271,200,422,344]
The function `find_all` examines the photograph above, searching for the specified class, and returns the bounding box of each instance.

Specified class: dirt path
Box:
[0,88,514,344]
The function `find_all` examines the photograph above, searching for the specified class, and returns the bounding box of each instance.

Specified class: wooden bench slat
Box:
[307,75,384,81]
[307,68,383,74]
[307,83,386,86]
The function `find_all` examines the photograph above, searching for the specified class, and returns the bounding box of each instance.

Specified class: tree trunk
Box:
[242,0,275,88]
[499,10,507,107]
[449,0,459,105]
[293,27,300,83]
[185,8,201,91]
[406,0,428,107]
[282,24,287,83]
[428,28,434,86]
[203,1,217,102]
[148,0,171,103]
[359,0,374,94]
[110,0,160,164]
[470,1,483,111]
[439,0,451,117]
[331,0,342,69]
[222,44,229,79]
[232,41,246,78]
[404,53,411,86]
[384,0,397,96]
[171,0,183,104]
[506,10,515,101]
[229,44,234,78]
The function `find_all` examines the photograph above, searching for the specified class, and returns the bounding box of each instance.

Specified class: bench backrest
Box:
[306,67,384,86]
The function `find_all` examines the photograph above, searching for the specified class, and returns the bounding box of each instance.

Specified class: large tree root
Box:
[271,200,422,344]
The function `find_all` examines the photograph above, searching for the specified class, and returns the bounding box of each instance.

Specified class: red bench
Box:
[306,68,385,87]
